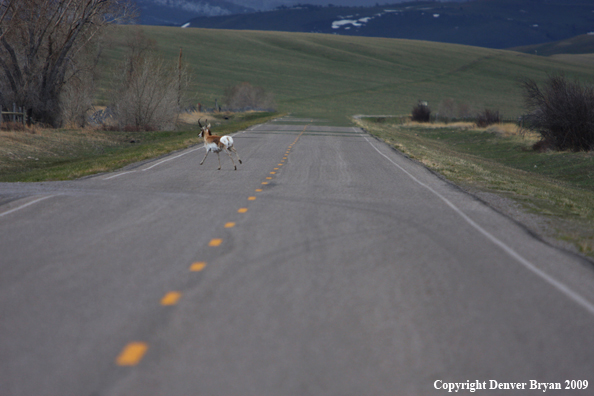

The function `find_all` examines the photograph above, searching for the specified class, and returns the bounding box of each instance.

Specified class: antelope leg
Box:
[230,146,242,164]
[200,150,209,165]
[224,148,237,170]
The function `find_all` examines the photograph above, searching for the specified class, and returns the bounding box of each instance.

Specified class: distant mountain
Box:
[134,0,471,26]
[134,0,255,26]
[180,0,594,49]
[225,0,469,11]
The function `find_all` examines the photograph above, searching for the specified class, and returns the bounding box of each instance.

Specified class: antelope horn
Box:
[198,118,203,128]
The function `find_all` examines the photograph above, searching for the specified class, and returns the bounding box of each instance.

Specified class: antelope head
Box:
[198,118,211,137]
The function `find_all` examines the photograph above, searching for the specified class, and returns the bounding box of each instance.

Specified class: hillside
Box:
[512,34,594,56]
[181,0,594,49]
[99,26,594,124]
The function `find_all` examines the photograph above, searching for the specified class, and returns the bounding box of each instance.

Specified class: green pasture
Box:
[100,26,594,124]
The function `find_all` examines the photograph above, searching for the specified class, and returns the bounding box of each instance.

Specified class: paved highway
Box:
[2,118,594,395]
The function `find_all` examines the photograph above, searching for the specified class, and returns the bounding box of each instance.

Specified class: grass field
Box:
[99,26,594,125]
[512,34,594,57]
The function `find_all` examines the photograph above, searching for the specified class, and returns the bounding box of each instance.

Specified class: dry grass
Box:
[0,126,123,175]
[178,111,217,124]
[403,121,476,130]
[402,121,541,140]
[483,123,542,140]
[178,110,266,125]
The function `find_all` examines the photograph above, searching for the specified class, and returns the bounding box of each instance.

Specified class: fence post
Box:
[0,105,2,128]
[12,103,16,122]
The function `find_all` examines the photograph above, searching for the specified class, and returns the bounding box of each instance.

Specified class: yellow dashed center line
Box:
[114,127,314,372]
[116,342,148,366]
[266,177,272,180]
[161,291,181,306]
[190,262,206,271]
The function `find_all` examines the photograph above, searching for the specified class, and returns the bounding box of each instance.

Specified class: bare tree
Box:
[108,29,191,131]
[0,0,133,127]
[60,66,96,128]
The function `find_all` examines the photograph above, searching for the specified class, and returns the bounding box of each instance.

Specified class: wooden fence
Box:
[0,103,28,127]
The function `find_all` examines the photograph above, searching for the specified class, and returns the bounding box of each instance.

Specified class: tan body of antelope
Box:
[198,119,242,170]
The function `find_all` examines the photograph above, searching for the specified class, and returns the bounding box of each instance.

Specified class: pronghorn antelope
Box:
[198,119,242,170]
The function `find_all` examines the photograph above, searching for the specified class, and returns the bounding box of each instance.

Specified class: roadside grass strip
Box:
[363,135,594,317]
[357,118,594,257]
[0,112,279,182]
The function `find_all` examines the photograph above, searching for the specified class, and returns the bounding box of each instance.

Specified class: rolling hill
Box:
[181,0,594,49]
[512,34,594,56]
[99,26,594,124]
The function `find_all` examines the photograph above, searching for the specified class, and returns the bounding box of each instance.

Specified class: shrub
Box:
[521,75,594,151]
[223,82,275,111]
[411,102,431,122]
[475,108,501,128]
[437,98,456,123]
[435,99,473,122]
[456,102,473,120]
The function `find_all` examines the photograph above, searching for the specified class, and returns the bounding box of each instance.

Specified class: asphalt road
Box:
[2,118,594,395]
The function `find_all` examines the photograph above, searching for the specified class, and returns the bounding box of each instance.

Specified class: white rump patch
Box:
[220,135,233,148]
